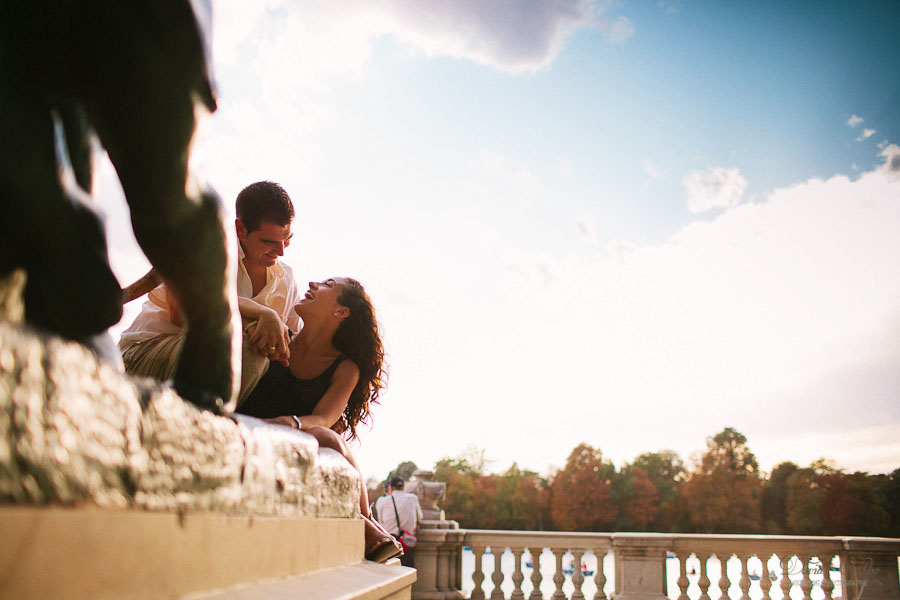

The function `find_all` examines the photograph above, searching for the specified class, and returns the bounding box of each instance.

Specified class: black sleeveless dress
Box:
[237,356,347,419]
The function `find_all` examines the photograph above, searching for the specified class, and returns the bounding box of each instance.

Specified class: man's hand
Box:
[247,308,291,365]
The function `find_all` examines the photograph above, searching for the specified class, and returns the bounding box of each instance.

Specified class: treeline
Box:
[388,428,900,536]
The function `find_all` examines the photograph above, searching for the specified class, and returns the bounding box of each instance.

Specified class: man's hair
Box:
[235,181,294,232]
[389,476,404,490]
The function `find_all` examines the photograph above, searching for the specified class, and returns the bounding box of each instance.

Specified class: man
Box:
[374,476,424,568]
[119,181,301,401]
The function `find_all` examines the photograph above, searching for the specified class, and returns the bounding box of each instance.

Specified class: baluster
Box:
[491,546,506,600]
[571,548,586,600]
[780,554,792,600]
[758,553,773,600]
[717,553,732,599]
[509,547,526,600]
[528,547,544,600]
[820,553,836,600]
[697,553,712,600]
[471,545,486,600]
[676,553,690,600]
[593,547,608,600]
[737,553,752,600]
[798,554,812,600]
[551,547,567,600]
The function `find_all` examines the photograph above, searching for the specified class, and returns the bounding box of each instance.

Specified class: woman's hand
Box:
[262,416,302,430]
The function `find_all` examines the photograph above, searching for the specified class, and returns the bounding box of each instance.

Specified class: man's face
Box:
[236,219,293,268]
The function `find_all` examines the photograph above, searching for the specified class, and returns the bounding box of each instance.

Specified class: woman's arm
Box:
[265,360,360,431]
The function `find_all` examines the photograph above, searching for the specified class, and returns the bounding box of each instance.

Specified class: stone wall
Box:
[0,320,359,517]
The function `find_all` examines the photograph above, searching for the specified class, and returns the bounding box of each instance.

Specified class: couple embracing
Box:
[119,181,403,563]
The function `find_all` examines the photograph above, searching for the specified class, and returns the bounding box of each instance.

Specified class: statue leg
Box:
[80,14,238,411]
[0,90,123,346]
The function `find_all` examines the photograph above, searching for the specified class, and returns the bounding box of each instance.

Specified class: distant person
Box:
[373,476,424,567]
[237,277,401,563]
[119,181,301,401]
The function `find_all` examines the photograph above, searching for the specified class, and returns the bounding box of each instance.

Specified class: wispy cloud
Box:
[478,150,539,196]
[857,128,876,141]
[847,114,864,127]
[576,216,598,243]
[681,166,747,214]
[642,159,667,180]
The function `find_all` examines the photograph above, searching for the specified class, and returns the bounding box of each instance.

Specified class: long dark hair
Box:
[331,278,387,440]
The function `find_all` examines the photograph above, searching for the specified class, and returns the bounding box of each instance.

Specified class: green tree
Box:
[761,461,799,533]
[628,450,685,531]
[550,443,617,531]
[618,467,659,531]
[876,468,900,537]
[388,460,419,484]
[682,427,762,533]
[785,467,822,534]
[493,463,549,530]
[433,451,486,527]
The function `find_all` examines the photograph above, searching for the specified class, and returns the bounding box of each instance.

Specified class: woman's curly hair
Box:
[331,278,387,440]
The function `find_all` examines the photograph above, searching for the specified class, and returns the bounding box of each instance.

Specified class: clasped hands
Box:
[247,309,292,366]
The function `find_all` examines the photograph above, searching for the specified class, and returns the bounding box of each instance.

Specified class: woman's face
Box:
[295,277,350,317]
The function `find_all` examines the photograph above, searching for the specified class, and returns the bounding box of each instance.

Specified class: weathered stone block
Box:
[0,320,358,518]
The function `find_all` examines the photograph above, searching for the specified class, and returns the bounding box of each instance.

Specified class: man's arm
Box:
[239,297,292,365]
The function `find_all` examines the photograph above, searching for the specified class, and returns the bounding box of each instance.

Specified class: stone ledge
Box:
[0,506,365,599]
[0,321,358,517]
[188,561,417,600]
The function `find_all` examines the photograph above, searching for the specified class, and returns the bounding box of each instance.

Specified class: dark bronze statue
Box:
[0,1,238,411]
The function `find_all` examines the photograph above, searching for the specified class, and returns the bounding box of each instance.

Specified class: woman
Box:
[237,277,401,563]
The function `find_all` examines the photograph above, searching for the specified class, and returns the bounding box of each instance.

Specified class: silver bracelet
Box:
[292,415,302,430]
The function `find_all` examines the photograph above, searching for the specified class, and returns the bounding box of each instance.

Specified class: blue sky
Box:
[104,1,900,481]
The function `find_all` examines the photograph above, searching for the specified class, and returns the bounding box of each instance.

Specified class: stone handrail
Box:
[413,528,900,600]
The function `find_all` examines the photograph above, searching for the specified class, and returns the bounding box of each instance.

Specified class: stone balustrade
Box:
[413,529,900,600]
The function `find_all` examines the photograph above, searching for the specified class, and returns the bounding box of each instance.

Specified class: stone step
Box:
[0,506,409,599]
[188,561,416,600]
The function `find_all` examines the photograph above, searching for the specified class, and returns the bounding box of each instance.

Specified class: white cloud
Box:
[486,154,900,473]
[382,0,630,72]
[682,166,748,213]
[880,143,900,175]
[602,15,635,45]
[847,114,864,127]
[642,159,667,180]
[857,128,876,141]
[211,0,622,85]
[577,216,598,243]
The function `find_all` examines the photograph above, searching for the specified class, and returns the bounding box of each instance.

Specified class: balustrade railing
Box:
[412,528,900,600]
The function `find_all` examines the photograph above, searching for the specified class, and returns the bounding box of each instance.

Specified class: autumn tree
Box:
[434,455,480,527]
[550,443,617,531]
[492,463,550,530]
[627,450,685,531]
[617,466,659,531]
[682,427,762,533]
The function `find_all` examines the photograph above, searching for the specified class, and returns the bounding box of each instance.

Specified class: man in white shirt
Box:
[374,476,424,567]
[119,181,301,401]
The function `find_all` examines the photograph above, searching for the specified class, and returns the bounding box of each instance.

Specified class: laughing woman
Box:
[237,277,401,562]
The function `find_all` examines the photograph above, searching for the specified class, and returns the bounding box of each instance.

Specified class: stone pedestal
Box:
[0,320,401,599]
[841,540,900,600]
[613,536,670,600]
